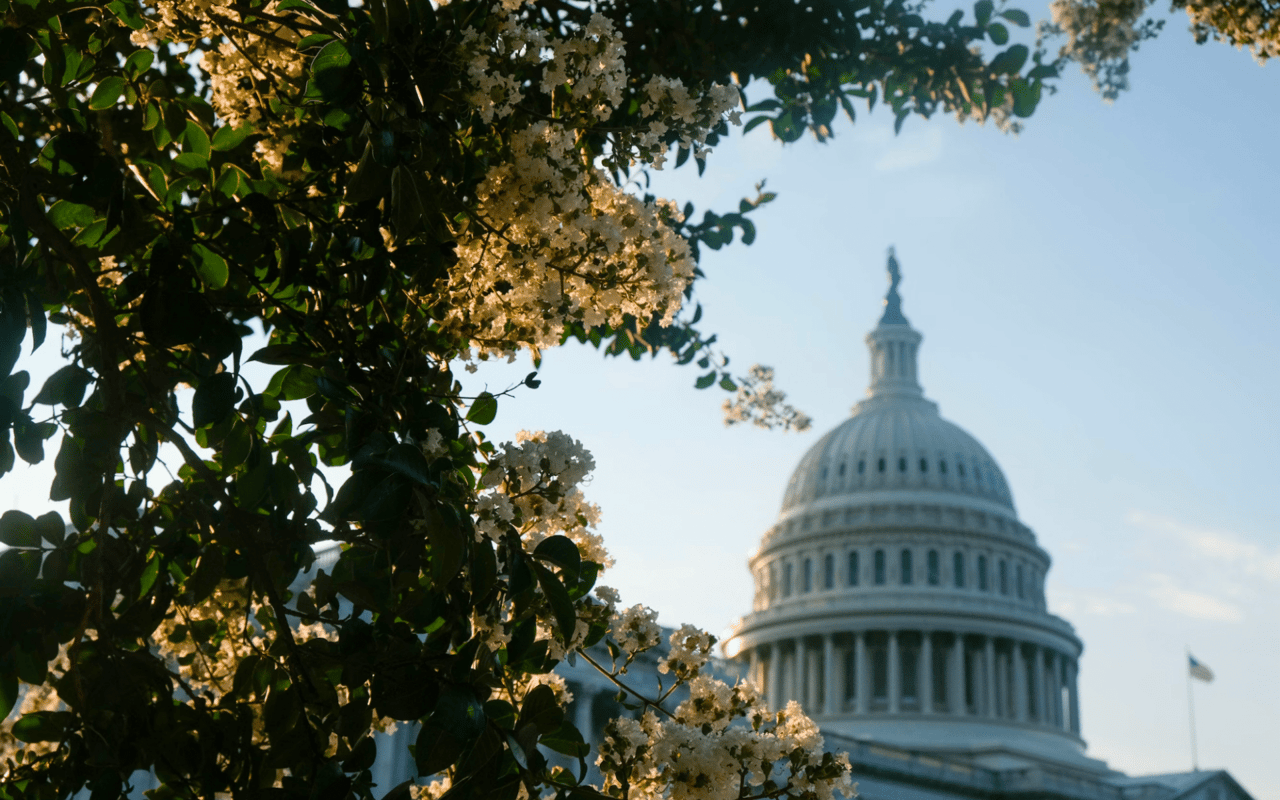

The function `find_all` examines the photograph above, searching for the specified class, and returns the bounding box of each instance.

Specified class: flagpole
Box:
[1186,648,1199,772]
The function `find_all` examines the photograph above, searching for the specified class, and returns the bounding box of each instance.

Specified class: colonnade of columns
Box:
[747,630,1080,735]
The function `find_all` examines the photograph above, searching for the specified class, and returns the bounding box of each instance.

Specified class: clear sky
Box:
[5,5,1276,798]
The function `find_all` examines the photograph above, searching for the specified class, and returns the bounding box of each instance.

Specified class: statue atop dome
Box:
[879,247,910,326]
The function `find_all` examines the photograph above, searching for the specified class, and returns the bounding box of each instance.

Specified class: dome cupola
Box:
[724,252,1101,774]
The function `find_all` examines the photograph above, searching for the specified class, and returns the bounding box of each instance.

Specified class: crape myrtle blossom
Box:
[723,365,813,433]
[590,618,857,800]
[443,4,742,359]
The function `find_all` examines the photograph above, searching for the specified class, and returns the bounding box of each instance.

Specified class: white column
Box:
[921,632,934,714]
[769,644,783,712]
[855,632,868,714]
[950,635,966,716]
[808,647,821,712]
[1068,659,1081,734]
[749,648,761,691]
[887,632,900,714]
[1013,642,1028,723]
[795,638,807,711]
[823,635,838,716]
[969,650,985,715]
[1032,645,1046,724]
[996,650,1008,718]
[984,638,997,718]
[1048,651,1062,728]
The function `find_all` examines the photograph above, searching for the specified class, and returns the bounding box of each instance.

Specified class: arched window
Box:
[783,562,794,596]
[874,550,886,585]
[900,549,913,585]
[999,560,1009,595]
[823,553,835,589]
[1016,564,1025,599]
[953,552,965,588]
[977,555,988,591]
[857,459,866,474]
[838,462,846,476]
[927,550,940,585]
[877,457,886,473]
[940,459,948,474]
[803,558,813,592]
[821,466,828,479]
[919,457,928,473]
[898,457,908,473]
[958,460,966,478]
[848,551,860,586]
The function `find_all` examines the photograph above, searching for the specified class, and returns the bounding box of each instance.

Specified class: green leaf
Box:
[517,684,564,736]
[184,120,211,158]
[138,553,161,598]
[193,372,237,428]
[0,509,38,547]
[719,375,738,391]
[0,672,17,721]
[142,102,161,130]
[974,0,994,26]
[987,22,1009,45]
[1011,77,1041,117]
[89,76,126,109]
[695,371,716,389]
[380,442,431,485]
[46,200,94,231]
[214,163,250,197]
[990,44,1030,75]
[281,365,320,400]
[174,152,209,172]
[12,711,71,743]
[211,123,253,152]
[32,364,93,406]
[465,392,498,425]
[530,560,575,644]
[123,49,153,79]
[223,419,252,468]
[1000,8,1031,26]
[192,243,229,289]
[307,40,351,100]
[533,535,581,577]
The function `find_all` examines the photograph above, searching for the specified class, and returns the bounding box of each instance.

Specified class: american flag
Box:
[1188,655,1214,683]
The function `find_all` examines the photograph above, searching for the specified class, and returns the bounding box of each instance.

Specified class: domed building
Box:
[719,254,1257,800]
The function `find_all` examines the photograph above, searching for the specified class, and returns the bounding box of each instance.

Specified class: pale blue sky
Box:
[5,6,1277,798]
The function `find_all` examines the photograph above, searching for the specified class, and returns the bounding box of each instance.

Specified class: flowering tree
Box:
[1043,0,1277,100]
[0,0,1058,796]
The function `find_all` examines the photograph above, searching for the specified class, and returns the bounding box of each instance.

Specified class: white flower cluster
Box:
[132,0,306,173]
[659,624,715,680]
[1177,0,1279,61]
[475,430,610,567]
[1048,0,1148,97]
[443,5,742,357]
[442,121,697,357]
[610,603,663,659]
[597,698,857,800]
[722,364,813,432]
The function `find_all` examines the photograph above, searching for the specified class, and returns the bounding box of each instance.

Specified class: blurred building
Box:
[710,255,1254,800]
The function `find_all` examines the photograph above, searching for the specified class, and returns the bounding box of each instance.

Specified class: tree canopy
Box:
[0,0,1266,795]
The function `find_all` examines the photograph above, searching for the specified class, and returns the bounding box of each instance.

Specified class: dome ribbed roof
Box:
[780,398,1015,512]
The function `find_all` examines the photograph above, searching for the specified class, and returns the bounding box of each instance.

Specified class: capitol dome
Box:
[725,253,1101,773]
